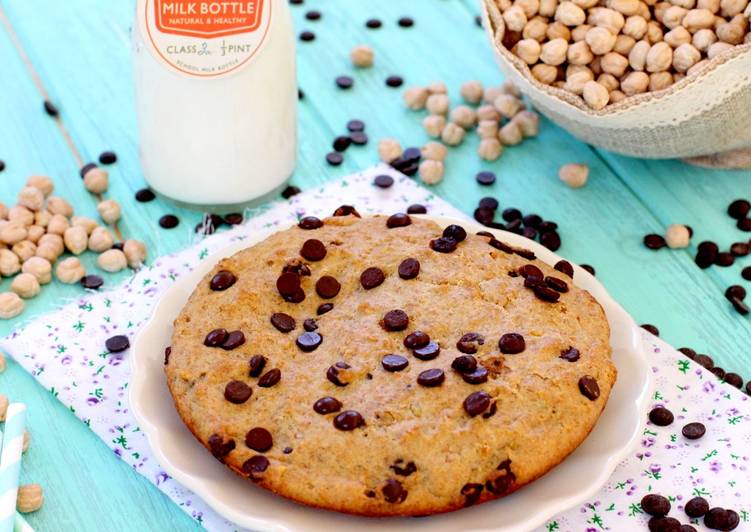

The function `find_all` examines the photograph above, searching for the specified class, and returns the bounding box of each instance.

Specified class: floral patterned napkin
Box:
[1,166,749,531]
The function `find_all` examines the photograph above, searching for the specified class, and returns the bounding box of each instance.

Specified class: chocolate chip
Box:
[413,342,440,360]
[685,497,709,518]
[296,331,322,352]
[648,517,681,532]
[489,238,514,253]
[678,347,697,359]
[350,131,368,145]
[390,460,417,476]
[499,333,525,354]
[270,312,296,333]
[725,285,746,301]
[397,16,414,27]
[518,264,543,282]
[333,410,364,430]
[522,227,537,239]
[641,493,671,516]
[100,336,130,358]
[204,328,228,347]
[347,119,365,132]
[303,318,318,331]
[407,204,427,214]
[317,303,334,315]
[80,274,104,290]
[724,509,740,530]
[316,275,341,299]
[335,75,353,89]
[644,234,666,249]
[473,207,495,225]
[461,483,484,506]
[513,247,536,260]
[457,332,484,354]
[135,188,155,202]
[299,30,315,41]
[430,236,457,253]
[682,422,706,440]
[386,213,411,228]
[382,479,407,503]
[164,346,171,365]
[366,18,382,28]
[534,284,561,302]
[382,354,409,372]
[282,260,311,277]
[479,197,498,210]
[404,331,430,349]
[649,407,674,426]
[43,100,59,117]
[208,434,235,460]
[276,272,301,298]
[545,276,569,293]
[223,212,244,225]
[539,231,561,251]
[443,224,467,242]
[313,396,342,414]
[417,368,444,387]
[326,362,351,386]
[730,296,749,315]
[245,427,273,452]
[382,309,409,331]
[333,205,361,217]
[298,216,323,230]
[301,239,327,261]
[712,366,726,380]
[325,152,343,166]
[242,455,269,479]
[360,267,385,289]
[743,266,751,281]
[333,136,352,152]
[248,355,267,378]
[486,459,516,495]
[730,242,750,257]
[462,366,489,384]
[385,75,404,88]
[224,380,252,404]
[641,324,660,336]
[220,331,245,350]
[580,264,596,275]
[210,270,236,291]
[728,199,750,219]
[258,368,281,387]
[554,260,574,278]
[374,174,394,188]
[724,372,743,388]
[715,252,734,267]
[704,507,730,530]
[398,258,420,279]
[560,346,581,362]
[159,214,179,229]
[452,355,478,373]
[482,401,498,419]
[693,353,714,369]
[463,391,491,416]
[578,375,600,400]
[475,171,496,186]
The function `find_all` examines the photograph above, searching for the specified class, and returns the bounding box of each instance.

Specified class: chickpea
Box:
[665,25,693,45]
[682,8,715,30]
[450,105,478,129]
[516,38,542,63]
[476,105,501,122]
[672,0,697,8]
[565,65,595,94]
[614,34,637,53]
[582,80,611,109]
[8,206,34,227]
[716,15,747,44]
[88,226,114,253]
[499,121,524,144]
[46,196,73,217]
[17,186,44,212]
[460,81,484,104]
[646,20,665,41]
[378,138,403,163]
[540,38,569,65]
[0,249,21,277]
[477,120,500,139]
[12,240,36,262]
[601,52,630,76]
[63,226,88,255]
[478,138,503,161]
[34,210,51,228]
[532,63,559,84]
[665,224,691,248]
[547,21,572,40]
[97,249,127,273]
[403,86,429,110]
[46,214,70,236]
[637,1,653,17]
[572,23,593,41]
[589,7,626,33]
[483,86,504,104]
[589,56,603,75]
[22,256,52,284]
[574,0,600,7]
[38,234,64,255]
[596,73,620,91]
[11,273,40,299]
[83,167,109,195]
[649,71,675,90]
[494,94,525,118]
[556,1,587,25]
[672,42,701,71]
[540,0,559,16]
[35,244,60,263]
[706,40,734,57]
[697,0,720,11]
[421,141,449,161]
[692,28,718,49]
[523,17,550,41]
[71,216,98,235]
[0,222,27,245]
[425,93,450,115]
[559,163,590,187]
[97,200,121,226]
[0,292,24,319]
[621,71,651,94]
[512,110,541,136]
[56,257,86,284]
[646,41,673,71]
[609,0,642,15]
[428,81,448,94]
[586,26,619,53]
[350,45,374,68]
[423,114,447,138]
[441,122,466,146]
[720,0,748,16]
[26,175,54,196]
[568,40,595,64]
[609,89,628,102]
[418,160,444,185]
[26,225,44,244]
[517,0,541,17]
[504,5,529,32]
[661,5,688,27]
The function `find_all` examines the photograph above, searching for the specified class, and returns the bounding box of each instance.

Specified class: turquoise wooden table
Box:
[0,0,749,529]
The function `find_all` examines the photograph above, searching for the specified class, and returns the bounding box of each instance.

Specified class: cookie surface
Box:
[166,213,616,516]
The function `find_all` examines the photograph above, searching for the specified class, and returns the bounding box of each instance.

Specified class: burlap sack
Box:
[481,0,751,168]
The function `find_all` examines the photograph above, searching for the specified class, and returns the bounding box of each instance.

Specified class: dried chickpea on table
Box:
[493,0,751,109]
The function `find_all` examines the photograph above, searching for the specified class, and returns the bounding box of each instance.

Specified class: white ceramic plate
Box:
[131,215,652,532]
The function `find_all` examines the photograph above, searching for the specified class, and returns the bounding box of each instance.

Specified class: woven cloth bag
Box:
[481,0,751,168]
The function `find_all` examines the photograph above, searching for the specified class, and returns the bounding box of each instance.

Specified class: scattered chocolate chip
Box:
[208,434,235,460]
[298,216,323,229]
[682,422,706,440]
[648,516,681,531]
[499,333,525,354]
[270,312,296,333]
[299,30,315,41]
[462,366,489,384]
[317,303,334,315]
[221,331,245,350]
[105,335,130,353]
[730,296,749,315]
[245,427,273,452]
[223,212,244,225]
[366,18,382,28]
[724,509,740,530]
[685,497,709,518]
[456,332,485,354]
[473,206,495,225]
[724,372,743,388]
[413,342,441,360]
[224,380,252,404]
[81,274,104,290]
[693,353,714,369]
[374,174,394,188]
[641,493,671,516]
[296,331,322,352]
[743,266,751,281]
[350,131,368,145]
[554,260,574,278]
[442,225,468,243]
[283,447,293,454]
[522,227,537,239]
[398,258,420,279]
[300,239,327,261]
[385,75,404,87]
[407,204,427,214]
[463,391,491,416]
[360,267,385,289]
[704,507,730,530]
[281,185,301,199]
[210,270,237,291]
[326,361,351,386]
[335,75,353,89]
[730,242,750,257]
[43,100,59,117]
[475,171,496,186]
[641,324,660,336]
[430,236,457,253]
[397,16,414,27]
[333,136,352,152]
[158,214,179,229]
[644,234,666,249]
[314,396,342,415]
[382,309,409,331]
[486,460,516,494]
[242,455,269,478]
[390,460,417,476]
[248,355,267,378]
[382,354,409,372]
[649,407,674,426]
[333,205,360,217]
[135,188,155,202]
[303,318,318,332]
[452,355,478,373]
[404,331,430,349]
[283,262,311,278]
[347,119,365,132]
[489,238,514,253]
[258,368,281,387]
[539,231,561,251]
[334,410,364,430]
[382,479,407,503]
[560,346,581,362]
[712,366,726,380]
[580,264,596,275]
[714,252,735,267]
[305,9,321,20]
[326,152,343,166]
[417,368,444,387]
[316,275,341,299]
[384,214,411,230]
[728,199,750,219]
[578,375,600,400]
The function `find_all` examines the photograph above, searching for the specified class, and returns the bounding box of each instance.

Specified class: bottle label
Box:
[138,0,271,78]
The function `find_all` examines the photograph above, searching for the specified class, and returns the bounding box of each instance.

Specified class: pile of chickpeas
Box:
[494,0,750,109]
[0,174,146,319]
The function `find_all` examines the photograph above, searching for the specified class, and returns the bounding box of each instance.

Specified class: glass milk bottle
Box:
[133,0,297,205]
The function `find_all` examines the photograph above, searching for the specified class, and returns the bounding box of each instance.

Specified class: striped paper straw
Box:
[0,404,27,532]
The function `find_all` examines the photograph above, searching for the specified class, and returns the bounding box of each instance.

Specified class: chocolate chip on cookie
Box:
[224,381,252,404]
[245,427,273,452]
[296,331,323,352]
[417,368,445,387]
[327,362,352,386]
[430,236,457,253]
[499,333,525,354]
[413,342,440,361]
[258,368,281,387]
[452,355,478,374]
[387,213,412,228]
[317,303,334,315]
[397,258,420,279]
[333,205,361,217]
[578,376,600,401]
[464,391,491,417]
[210,270,237,291]
[300,239,327,261]
[545,276,569,293]
[460,483,484,506]
[489,238,514,253]
[456,332,484,354]
[333,410,364,430]
[276,272,301,298]
[382,354,409,372]
[242,455,269,479]
[204,328,228,347]
[208,434,236,460]
[298,216,323,230]
[560,346,580,362]
[221,330,246,350]
[442,224,467,242]
[533,284,561,302]
[461,366,489,384]
[314,396,343,414]
[554,259,575,278]
[361,267,386,289]
[303,318,318,331]
[390,460,417,476]
[382,309,409,331]
[518,264,543,282]
[382,479,408,503]
[404,331,430,349]
[248,355,267,378]
[270,312,296,333]
[316,275,341,298]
